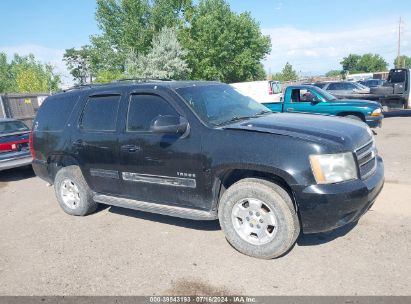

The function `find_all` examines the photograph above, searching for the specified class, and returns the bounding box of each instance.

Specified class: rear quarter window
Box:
[35,94,79,132]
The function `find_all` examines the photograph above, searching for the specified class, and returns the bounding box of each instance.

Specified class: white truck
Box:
[230,80,282,104]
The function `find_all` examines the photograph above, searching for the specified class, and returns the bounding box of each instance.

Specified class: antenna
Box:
[396,17,404,68]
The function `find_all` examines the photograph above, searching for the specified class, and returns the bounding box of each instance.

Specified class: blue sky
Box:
[1,0,410,84]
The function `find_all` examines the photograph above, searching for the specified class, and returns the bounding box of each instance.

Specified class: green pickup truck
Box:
[264,85,383,128]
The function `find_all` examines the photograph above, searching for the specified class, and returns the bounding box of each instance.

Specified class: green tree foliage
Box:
[91,0,192,66]
[180,0,270,82]
[325,70,342,77]
[63,46,94,84]
[394,55,411,68]
[0,53,14,92]
[64,0,270,83]
[272,62,298,82]
[94,69,125,83]
[341,53,388,73]
[0,53,61,93]
[126,27,190,79]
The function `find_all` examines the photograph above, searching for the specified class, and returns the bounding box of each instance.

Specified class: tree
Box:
[272,62,298,82]
[0,53,14,92]
[94,69,125,83]
[179,0,271,82]
[394,55,411,68]
[63,46,94,84]
[325,70,342,78]
[341,53,388,73]
[126,27,190,79]
[340,54,361,73]
[0,53,61,93]
[89,0,193,76]
[65,0,270,83]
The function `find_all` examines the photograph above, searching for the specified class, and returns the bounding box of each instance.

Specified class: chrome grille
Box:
[355,139,377,179]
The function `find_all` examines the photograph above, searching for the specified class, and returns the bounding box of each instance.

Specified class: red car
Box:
[0,118,32,171]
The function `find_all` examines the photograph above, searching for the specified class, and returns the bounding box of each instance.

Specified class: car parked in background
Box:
[358,79,386,88]
[0,118,32,171]
[314,81,370,95]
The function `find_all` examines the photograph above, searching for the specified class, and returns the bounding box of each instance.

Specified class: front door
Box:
[284,88,328,115]
[118,90,208,209]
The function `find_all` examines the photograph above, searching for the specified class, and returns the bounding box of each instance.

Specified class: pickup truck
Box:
[264,85,383,128]
[31,80,384,259]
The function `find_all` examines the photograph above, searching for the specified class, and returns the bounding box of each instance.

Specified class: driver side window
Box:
[291,89,319,103]
[127,94,178,132]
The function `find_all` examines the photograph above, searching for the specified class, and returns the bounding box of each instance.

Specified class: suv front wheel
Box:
[54,166,98,216]
[218,178,300,259]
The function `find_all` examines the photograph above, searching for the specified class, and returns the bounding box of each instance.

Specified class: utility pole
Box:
[396,17,402,68]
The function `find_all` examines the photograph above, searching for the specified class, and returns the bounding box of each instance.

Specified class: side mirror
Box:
[150,115,189,135]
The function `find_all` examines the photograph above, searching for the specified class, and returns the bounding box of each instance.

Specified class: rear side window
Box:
[127,94,178,132]
[35,95,78,131]
[81,95,120,131]
[327,83,341,90]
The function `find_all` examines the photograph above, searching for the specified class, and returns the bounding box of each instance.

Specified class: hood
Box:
[330,99,382,107]
[224,113,372,151]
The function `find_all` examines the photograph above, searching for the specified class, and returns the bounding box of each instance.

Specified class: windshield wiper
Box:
[253,110,272,116]
[215,116,254,126]
[215,111,272,126]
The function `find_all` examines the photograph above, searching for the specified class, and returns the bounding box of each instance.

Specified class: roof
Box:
[60,80,222,95]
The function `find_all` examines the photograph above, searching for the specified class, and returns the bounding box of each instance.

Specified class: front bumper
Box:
[0,151,32,171]
[365,115,383,128]
[293,156,384,234]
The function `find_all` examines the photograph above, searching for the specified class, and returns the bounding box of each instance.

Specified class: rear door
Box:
[72,92,123,195]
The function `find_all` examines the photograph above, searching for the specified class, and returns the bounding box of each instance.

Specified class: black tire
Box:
[54,166,98,216]
[218,178,300,259]
[344,114,363,122]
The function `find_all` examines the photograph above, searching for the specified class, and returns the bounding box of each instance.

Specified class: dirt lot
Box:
[0,116,410,296]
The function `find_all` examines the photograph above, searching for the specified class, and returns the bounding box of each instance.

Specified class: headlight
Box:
[371,108,382,116]
[309,152,358,184]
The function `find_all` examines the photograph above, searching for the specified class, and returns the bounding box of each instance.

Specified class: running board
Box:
[93,194,218,221]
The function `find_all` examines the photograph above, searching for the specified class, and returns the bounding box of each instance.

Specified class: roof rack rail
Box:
[112,78,173,83]
[62,83,105,92]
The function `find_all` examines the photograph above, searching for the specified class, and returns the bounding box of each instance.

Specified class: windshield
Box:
[0,120,30,134]
[176,84,271,126]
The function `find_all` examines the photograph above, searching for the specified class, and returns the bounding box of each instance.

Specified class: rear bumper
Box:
[365,115,383,128]
[0,152,32,171]
[293,156,384,234]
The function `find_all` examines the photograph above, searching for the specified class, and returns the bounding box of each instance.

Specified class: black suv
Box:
[31,80,384,259]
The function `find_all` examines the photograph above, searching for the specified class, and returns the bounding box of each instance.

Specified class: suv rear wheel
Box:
[218,178,300,259]
[54,166,98,216]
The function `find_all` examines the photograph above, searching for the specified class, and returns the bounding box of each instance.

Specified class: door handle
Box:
[287,108,294,112]
[121,144,141,153]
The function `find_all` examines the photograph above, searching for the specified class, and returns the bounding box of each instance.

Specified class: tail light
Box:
[268,85,273,95]
[29,131,36,159]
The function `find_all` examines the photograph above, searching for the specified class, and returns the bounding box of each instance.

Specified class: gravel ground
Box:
[0,116,410,296]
